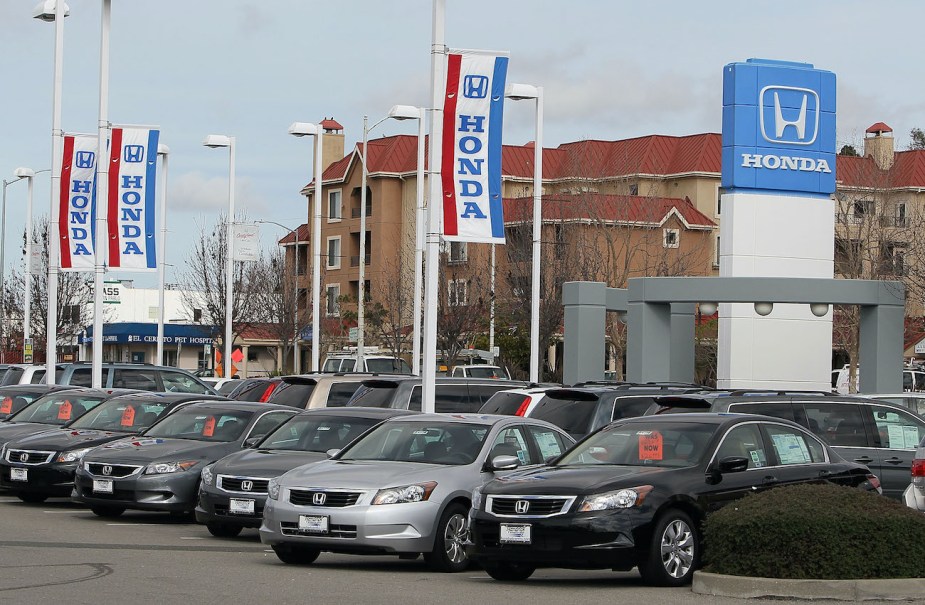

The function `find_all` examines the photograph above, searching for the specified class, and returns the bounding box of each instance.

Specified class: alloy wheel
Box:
[660,518,695,579]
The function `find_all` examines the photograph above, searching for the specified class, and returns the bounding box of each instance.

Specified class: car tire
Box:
[206,522,242,538]
[90,505,125,518]
[271,544,321,565]
[483,561,535,581]
[424,502,470,573]
[17,493,48,504]
[638,509,699,587]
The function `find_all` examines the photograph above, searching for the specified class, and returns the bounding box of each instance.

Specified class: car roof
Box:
[0,384,76,394]
[381,412,550,427]
[104,392,229,404]
[615,411,770,425]
[171,400,294,413]
[292,406,419,420]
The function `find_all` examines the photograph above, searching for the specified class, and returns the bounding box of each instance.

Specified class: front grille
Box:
[487,495,575,518]
[289,489,362,507]
[85,462,143,478]
[7,450,56,465]
[280,521,357,538]
[218,475,270,494]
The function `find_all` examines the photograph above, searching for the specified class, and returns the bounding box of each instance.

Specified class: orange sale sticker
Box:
[638,431,663,461]
[120,406,136,427]
[203,416,216,437]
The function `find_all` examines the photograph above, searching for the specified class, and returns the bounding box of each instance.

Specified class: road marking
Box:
[43,510,81,513]
[106,523,159,526]
[180,537,204,540]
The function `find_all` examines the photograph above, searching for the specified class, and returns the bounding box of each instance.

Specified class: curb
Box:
[692,571,925,601]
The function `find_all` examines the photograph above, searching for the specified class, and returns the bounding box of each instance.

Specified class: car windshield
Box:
[465,366,506,379]
[143,408,254,442]
[339,421,489,465]
[9,393,106,426]
[68,398,172,432]
[258,415,381,452]
[556,421,716,468]
[0,390,48,417]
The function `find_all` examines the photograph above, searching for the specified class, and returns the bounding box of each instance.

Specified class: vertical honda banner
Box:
[441,50,509,244]
[59,134,99,271]
[107,126,160,271]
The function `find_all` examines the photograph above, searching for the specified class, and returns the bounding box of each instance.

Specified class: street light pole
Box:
[256,219,301,373]
[1,175,26,362]
[156,144,169,366]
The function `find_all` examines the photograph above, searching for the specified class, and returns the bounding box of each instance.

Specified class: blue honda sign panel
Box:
[722,58,836,196]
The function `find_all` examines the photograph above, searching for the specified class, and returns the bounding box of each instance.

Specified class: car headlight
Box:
[372,481,437,505]
[145,460,198,475]
[471,486,483,511]
[55,447,93,463]
[201,464,215,486]
[0,443,7,461]
[578,485,653,512]
[267,477,281,501]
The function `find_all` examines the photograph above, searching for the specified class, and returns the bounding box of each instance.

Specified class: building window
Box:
[326,236,341,269]
[663,228,680,249]
[447,279,468,307]
[895,202,907,227]
[880,242,907,276]
[714,235,721,268]
[629,183,639,196]
[325,284,341,317]
[716,186,723,216]
[852,199,874,223]
[328,190,342,221]
[448,242,467,264]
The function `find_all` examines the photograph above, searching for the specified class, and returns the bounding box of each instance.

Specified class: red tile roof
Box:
[503,194,716,229]
[837,151,925,189]
[866,122,892,134]
[320,118,343,131]
[277,224,310,245]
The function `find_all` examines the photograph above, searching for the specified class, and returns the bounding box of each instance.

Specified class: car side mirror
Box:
[326,448,340,459]
[243,437,261,449]
[717,456,749,473]
[485,454,520,472]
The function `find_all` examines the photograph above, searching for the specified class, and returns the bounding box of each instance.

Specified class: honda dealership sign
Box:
[721,58,836,195]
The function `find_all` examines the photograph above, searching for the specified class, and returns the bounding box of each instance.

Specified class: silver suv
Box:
[58,363,215,394]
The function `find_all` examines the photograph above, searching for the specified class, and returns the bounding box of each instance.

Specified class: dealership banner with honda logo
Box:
[59,133,99,271]
[107,126,160,271]
[440,50,509,244]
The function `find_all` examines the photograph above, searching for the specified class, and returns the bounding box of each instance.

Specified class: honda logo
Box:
[312,492,327,506]
[123,145,145,163]
[514,500,530,514]
[102,465,112,476]
[75,151,95,169]
[240,480,253,492]
[463,74,489,99]
[19,453,28,463]
[759,85,819,146]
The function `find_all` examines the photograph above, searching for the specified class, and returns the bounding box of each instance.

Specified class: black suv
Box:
[656,390,925,499]
[58,363,216,394]
[345,377,529,413]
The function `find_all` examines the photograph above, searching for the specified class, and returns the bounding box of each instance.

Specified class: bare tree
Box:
[250,247,298,373]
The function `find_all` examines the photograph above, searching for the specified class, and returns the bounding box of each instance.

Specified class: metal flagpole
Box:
[156,145,169,365]
[46,0,66,383]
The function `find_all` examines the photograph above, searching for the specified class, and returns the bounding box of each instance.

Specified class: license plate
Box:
[229,498,255,515]
[500,523,532,544]
[93,479,113,494]
[10,468,27,482]
[298,515,329,534]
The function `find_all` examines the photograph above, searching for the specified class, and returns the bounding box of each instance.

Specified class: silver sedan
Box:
[259,413,574,572]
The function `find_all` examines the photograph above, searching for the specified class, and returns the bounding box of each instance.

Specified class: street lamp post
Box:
[1,174,28,361]
[287,122,322,372]
[257,220,301,373]
[156,144,169,366]
[505,83,544,383]
[203,134,236,380]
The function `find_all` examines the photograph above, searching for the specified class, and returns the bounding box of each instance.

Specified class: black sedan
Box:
[0,392,227,503]
[467,413,881,586]
[0,384,78,420]
[196,407,417,537]
[74,401,297,518]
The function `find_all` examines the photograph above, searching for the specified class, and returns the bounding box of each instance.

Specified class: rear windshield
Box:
[346,384,400,408]
[529,397,598,436]
[325,382,365,407]
[1,368,24,386]
[464,366,506,379]
[479,392,531,415]
[365,358,412,374]
[232,381,277,402]
[66,368,111,388]
[268,383,316,408]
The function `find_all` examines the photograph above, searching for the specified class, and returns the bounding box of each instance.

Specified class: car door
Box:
[795,401,874,469]
[699,422,774,513]
[758,421,835,488]
[862,403,925,498]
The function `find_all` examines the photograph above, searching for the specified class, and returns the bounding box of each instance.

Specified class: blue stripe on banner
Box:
[488,56,509,240]
[144,130,160,268]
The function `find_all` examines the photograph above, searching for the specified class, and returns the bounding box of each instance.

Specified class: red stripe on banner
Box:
[107,128,123,267]
[58,136,75,269]
[441,53,462,237]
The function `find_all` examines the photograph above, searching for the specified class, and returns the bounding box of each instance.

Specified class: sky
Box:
[3,0,925,289]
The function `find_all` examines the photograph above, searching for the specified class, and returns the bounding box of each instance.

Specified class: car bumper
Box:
[74,466,200,512]
[903,483,925,512]
[0,462,78,497]
[467,508,651,570]
[196,485,267,528]
[259,495,439,555]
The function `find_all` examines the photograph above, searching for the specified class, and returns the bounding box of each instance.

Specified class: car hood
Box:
[8,428,134,452]
[0,423,61,447]
[279,458,473,490]
[212,448,328,479]
[484,464,681,495]
[83,437,239,465]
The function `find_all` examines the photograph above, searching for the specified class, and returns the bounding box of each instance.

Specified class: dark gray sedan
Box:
[196,407,417,537]
[74,401,297,518]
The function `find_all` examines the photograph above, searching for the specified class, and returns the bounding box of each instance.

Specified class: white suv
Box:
[321,355,411,374]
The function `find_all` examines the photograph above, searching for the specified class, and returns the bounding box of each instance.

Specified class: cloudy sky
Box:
[2,0,924,288]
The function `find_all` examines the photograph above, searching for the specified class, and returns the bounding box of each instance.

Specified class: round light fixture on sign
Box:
[699,302,718,316]
[810,303,830,317]
[754,302,774,316]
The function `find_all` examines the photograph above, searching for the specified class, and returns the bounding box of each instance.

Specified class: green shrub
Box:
[703,483,925,579]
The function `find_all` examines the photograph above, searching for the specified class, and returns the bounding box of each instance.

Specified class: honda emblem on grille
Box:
[102,465,113,476]
[240,480,253,492]
[312,492,326,505]
[515,500,530,514]
[19,453,28,463]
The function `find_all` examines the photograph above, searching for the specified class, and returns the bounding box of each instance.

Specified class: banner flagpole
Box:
[92,0,112,389]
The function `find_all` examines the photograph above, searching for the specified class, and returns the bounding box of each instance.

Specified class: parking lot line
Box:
[180,537,204,540]
[105,523,159,526]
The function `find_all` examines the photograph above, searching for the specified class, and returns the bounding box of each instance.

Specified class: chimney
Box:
[319,117,345,171]
[863,122,894,169]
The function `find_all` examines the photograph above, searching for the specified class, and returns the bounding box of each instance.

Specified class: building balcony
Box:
[350,255,371,267]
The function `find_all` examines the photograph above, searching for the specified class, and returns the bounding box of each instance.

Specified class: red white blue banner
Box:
[441,50,509,243]
[107,126,159,271]
[59,133,99,271]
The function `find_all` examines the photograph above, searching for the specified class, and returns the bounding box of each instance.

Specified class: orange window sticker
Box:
[120,405,136,427]
[58,400,73,421]
[203,416,216,437]
[0,398,12,414]
[638,430,663,461]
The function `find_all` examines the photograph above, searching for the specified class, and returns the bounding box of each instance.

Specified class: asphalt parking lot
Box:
[1,496,923,605]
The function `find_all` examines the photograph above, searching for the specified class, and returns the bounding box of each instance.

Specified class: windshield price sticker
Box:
[500,523,532,544]
[299,515,329,534]
[203,416,216,437]
[638,430,663,461]
[10,468,27,482]
[93,479,114,494]
[121,405,136,427]
[229,498,255,515]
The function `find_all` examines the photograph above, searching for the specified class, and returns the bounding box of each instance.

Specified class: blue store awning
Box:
[80,322,216,345]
